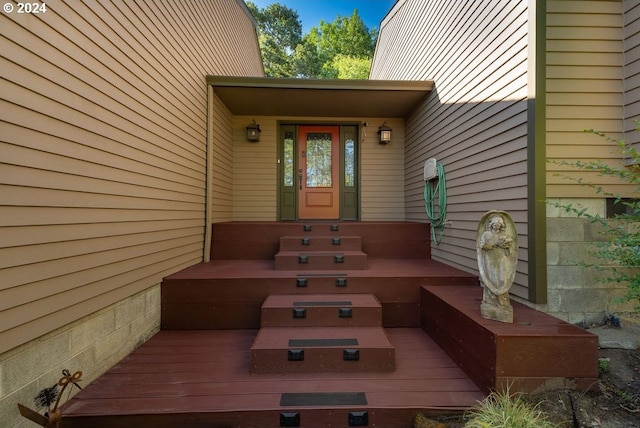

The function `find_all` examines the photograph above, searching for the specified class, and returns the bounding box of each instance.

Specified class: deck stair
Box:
[275,224,368,270]
[254,227,395,376]
[251,325,395,373]
[252,294,394,373]
[260,293,382,327]
[248,225,398,424]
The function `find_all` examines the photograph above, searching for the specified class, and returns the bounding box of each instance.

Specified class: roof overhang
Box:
[207,76,434,118]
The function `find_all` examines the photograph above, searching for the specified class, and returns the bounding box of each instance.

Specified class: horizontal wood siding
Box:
[361,119,406,221]
[371,0,530,297]
[546,1,630,197]
[0,0,263,354]
[232,116,278,220]
[211,93,234,222]
[624,0,640,145]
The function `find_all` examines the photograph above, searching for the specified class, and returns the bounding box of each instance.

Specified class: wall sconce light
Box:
[378,122,392,145]
[246,119,261,142]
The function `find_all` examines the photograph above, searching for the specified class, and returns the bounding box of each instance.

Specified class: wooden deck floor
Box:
[163,257,477,280]
[61,328,484,428]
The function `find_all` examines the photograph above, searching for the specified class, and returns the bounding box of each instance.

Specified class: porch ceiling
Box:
[207,76,434,118]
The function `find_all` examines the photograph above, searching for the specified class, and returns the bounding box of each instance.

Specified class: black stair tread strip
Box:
[293,300,352,307]
[279,251,364,254]
[288,338,358,347]
[280,235,360,238]
[280,392,367,406]
[296,273,348,277]
[280,233,362,239]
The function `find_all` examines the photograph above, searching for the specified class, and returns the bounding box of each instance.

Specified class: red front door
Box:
[298,126,340,219]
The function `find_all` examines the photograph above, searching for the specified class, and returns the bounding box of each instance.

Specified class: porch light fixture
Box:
[246,119,261,142]
[378,122,392,145]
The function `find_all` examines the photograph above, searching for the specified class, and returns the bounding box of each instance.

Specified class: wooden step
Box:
[297,223,344,235]
[210,221,431,260]
[279,235,362,252]
[275,250,368,270]
[250,327,395,373]
[261,294,382,327]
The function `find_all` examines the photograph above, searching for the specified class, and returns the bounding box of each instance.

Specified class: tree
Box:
[294,10,377,79]
[331,54,373,80]
[550,126,640,312]
[292,27,323,78]
[246,2,302,77]
[247,3,377,79]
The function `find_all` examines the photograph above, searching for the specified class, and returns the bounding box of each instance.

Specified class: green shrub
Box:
[464,386,558,428]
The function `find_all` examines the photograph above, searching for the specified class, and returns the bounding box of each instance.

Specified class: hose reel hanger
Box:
[423,158,447,245]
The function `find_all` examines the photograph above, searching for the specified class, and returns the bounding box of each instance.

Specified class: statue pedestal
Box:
[481,302,513,323]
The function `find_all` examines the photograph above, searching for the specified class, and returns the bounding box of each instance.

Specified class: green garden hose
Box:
[424,161,447,245]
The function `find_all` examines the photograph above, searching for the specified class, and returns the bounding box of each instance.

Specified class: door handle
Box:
[298,169,303,190]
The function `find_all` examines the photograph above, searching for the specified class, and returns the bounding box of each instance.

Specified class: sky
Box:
[247,0,397,33]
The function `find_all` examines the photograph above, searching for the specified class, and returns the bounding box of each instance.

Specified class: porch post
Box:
[526,0,547,303]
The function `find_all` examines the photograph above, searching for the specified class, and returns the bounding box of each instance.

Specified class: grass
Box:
[464,385,558,428]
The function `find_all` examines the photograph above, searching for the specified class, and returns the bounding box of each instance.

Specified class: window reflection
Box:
[345,139,355,187]
[306,133,332,187]
[283,132,294,186]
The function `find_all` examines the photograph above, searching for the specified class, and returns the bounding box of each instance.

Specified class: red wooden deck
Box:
[56,222,599,427]
[61,328,484,428]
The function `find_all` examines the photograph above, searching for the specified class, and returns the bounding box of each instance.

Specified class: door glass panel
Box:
[345,138,355,187]
[306,133,332,187]
[283,131,294,186]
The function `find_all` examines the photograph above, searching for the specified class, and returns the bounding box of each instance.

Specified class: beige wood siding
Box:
[232,116,278,220]
[360,119,405,221]
[546,1,630,197]
[624,0,640,146]
[371,0,530,298]
[0,0,263,354]
[211,93,235,222]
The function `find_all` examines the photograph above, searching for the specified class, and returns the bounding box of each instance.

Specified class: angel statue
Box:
[476,210,518,323]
